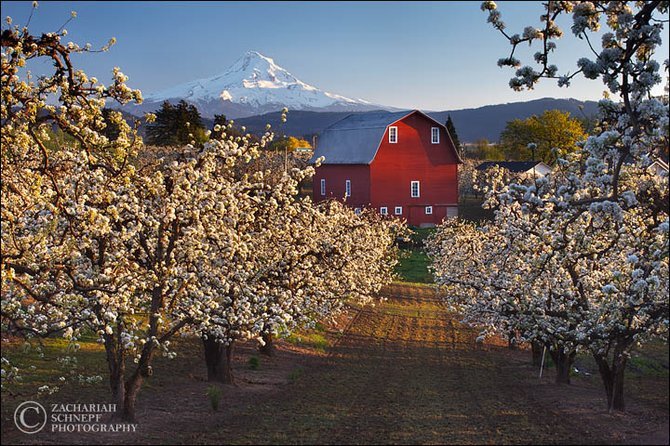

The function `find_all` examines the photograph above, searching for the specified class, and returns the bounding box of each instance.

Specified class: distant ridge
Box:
[119,49,598,142]
[233,98,600,143]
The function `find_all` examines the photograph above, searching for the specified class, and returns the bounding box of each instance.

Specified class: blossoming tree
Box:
[429,1,668,411]
[2,12,408,422]
[0,14,239,421]
[187,143,405,382]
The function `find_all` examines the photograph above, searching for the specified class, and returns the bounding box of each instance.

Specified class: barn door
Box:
[408,206,423,227]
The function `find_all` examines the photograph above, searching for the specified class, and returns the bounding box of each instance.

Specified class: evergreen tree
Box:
[146,100,207,147]
[445,115,461,154]
[211,114,228,140]
[211,113,245,140]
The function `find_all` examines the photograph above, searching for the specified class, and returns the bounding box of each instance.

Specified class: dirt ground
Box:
[2,284,668,445]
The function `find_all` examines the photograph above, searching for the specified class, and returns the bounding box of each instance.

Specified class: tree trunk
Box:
[258,332,275,357]
[594,352,627,412]
[222,342,235,384]
[109,356,125,407]
[531,341,544,367]
[203,337,224,382]
[103,334,126,415]
[550,348,575,384]
[121,374,143,422]
[508,330,518,350]
[202,337,235,384]
[612,360,626,411]
[120,332,158,422]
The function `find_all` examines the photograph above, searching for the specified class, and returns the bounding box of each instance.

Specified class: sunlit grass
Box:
[395,249,433,283]
[284,323,330,352]
[2,336,106,391]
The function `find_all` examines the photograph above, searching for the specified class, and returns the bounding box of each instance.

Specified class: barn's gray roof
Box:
[310,111,414,164]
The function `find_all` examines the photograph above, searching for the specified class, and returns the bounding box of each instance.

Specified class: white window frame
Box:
[411,181,420,198]
[431,127,440,144]
[388,126,398,144]
[345,179,351,198]
[320,178,326,196]
[425,206,433,215]
[394,206,402,215]
[380,207,388,216]
[354,207,361,215]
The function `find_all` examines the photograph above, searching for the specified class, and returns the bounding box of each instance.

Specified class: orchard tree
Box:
[1,10,151,419]
[182,131,317,382]
[0,14,219,421]
[444,1,670,411]
[186,138,406,381]
[0,11,273,422]
[101,108,124,142]
[427,194,583,384]
[250,200,405,359]
[458,159,479,199]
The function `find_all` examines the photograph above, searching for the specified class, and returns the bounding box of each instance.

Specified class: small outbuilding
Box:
[475,160,552,177]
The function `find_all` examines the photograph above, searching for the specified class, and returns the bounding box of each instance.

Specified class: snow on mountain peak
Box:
[230,50,279,72]
[144,51,372,115]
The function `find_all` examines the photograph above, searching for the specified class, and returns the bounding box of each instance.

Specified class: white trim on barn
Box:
[431,127,440,144]
[411,180,420,198]
[389,126,398,144]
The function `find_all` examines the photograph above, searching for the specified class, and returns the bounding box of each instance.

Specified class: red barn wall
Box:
[370,113,459,226]
[312,164,370,207]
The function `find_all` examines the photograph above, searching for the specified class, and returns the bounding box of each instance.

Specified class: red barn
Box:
[311,110,462,227]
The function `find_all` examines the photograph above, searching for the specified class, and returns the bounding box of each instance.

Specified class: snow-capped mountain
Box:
[130,51,387,118]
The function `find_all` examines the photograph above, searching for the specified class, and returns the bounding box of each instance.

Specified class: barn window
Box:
[345,179,351,198]
[354,208,361,215]
[320,179,326,196]
[411,181,420,198]
[431,127,440,144]
[389,126,398,144]
[394,206,402,215]
[425,206,433,215]
[380,207,388,216]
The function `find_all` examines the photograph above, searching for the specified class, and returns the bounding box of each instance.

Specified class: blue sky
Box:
[2,1,668,110]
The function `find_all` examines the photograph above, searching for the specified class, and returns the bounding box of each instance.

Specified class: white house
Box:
[475,161,552,178]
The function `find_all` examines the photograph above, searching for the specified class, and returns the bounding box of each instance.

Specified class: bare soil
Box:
[2,284,668,445]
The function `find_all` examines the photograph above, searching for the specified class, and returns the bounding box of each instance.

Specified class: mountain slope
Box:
[235,98,600,143]
[127,51,385,118]
[427,97,598,142]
